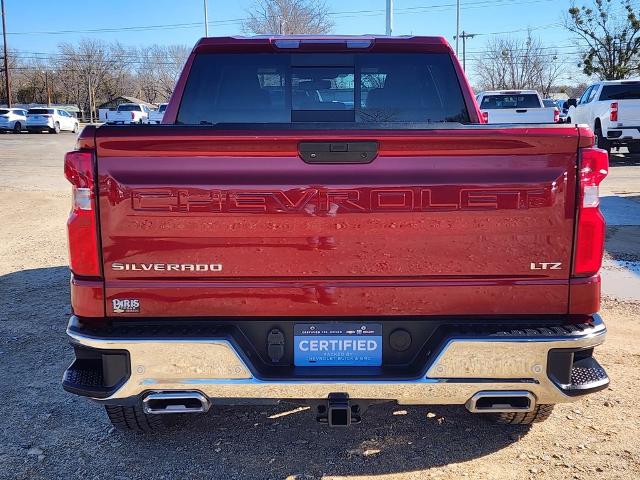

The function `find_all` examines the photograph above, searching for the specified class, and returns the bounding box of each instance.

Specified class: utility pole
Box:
[87,74,93,123]
[43,70,50,106]
[1,0,11,107]
[203,0,209,37]
[385,0,393,36]
[455,0,460,56]
[454,30,476,70]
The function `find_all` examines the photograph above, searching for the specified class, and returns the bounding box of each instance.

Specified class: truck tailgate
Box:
[95,126,580,317]
[484,108,556,124]
[617,99,640,125]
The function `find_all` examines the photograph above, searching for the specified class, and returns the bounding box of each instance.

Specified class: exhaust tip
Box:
[465,391,536,414]
[143,391,210,415]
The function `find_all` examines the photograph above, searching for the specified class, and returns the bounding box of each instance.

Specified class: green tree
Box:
[566,0,640,79]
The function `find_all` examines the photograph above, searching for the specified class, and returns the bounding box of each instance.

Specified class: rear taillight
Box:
[610,102,618,122]
[482,111,489,123]
[131,112,135,120]
[573,147,609,277]
[64,150,100,277]
[553,107,560,123]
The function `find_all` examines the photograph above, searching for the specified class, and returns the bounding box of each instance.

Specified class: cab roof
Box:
[193,35,452,53]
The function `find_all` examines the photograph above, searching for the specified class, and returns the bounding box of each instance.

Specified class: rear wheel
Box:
[594,123,610,153]
[104,405,166,433]
[50,122,60,134]
[488,404,554,425]
[13,122,21,133]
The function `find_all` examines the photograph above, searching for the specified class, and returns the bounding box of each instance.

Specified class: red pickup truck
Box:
[63,35,610,432]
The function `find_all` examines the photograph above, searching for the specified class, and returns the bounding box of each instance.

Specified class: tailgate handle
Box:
[516,109,528,113]
[299,142,378,164]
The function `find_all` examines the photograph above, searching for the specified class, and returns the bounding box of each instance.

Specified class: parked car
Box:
[543,99,567,123]
[106,103,151,124]
[566,79,640,153]
[62,35,609,433]
[477,90,559,123]
[0,107,28,133]
[148,103,168,124]
[26,108,79,134]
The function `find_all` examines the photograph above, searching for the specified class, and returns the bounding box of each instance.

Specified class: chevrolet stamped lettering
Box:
[131,187,552,214]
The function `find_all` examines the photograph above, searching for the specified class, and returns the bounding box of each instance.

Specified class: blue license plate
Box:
[294,323,382,366]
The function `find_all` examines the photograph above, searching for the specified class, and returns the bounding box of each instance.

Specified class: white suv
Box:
[566,80,640,153]
[0,108,28,133]
[26,107,79,134]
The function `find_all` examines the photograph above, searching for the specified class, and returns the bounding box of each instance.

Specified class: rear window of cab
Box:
[176,53,470,126]
[480,94,541,109]
[117,104,142,111]
[600,83,640,100]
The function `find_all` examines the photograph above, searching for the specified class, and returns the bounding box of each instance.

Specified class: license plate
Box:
[294,323,382,366]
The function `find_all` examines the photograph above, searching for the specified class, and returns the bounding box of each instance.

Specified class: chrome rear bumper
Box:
[64,316,607,406]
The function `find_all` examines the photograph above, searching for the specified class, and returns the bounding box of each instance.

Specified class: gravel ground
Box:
[0,134,639,480]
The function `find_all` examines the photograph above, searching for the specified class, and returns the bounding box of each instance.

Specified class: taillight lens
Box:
[131,112,135,120]
[64,150,100,277]
[553,108,560,123]
[573,147,609,277]
[482,111,489,123]
[610,102,618,122]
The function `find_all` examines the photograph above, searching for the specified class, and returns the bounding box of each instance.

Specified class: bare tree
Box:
[135,45,189,103]
[243,0,333,35]
[566,0,640,80]
[475,34,565,96]
[0,49,20,105]
[54,39,128,114]
[562,82,590,98]
[2,40,193,111]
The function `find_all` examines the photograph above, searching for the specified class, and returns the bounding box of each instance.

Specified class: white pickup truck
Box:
[106,103,151,124]
[566,80,640,154]
[148,103,168,124]
[476,90,558,124]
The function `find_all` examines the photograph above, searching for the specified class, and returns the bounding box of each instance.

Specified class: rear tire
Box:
[594,123,610,153]
[488,404,554,425]
[104,404,166,433]
[13,122,21,133]
[51,122,60,134]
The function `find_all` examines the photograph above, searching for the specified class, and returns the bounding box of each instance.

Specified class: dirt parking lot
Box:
[0,133,639,480]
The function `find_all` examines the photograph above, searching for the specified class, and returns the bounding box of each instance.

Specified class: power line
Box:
[5,0,558,36]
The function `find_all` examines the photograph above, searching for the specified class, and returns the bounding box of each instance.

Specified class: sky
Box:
[3,0,589,84]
